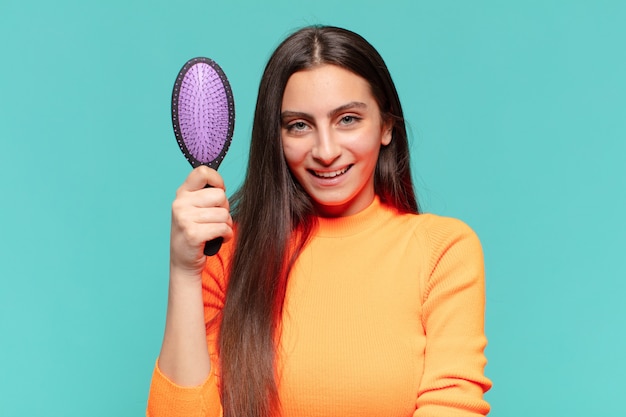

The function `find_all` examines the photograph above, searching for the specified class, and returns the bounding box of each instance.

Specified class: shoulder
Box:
[376,203,482,252]
[390,210,481,246]
[414,213,481,245]
[401,213,484,273]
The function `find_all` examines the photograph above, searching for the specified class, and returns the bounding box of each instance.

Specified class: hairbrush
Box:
[171,57,235,256]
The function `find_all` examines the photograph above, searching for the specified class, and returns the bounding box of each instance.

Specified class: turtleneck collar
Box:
[314,196,396,238]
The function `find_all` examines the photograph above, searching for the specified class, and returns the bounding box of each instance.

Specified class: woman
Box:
[148,25,491,417]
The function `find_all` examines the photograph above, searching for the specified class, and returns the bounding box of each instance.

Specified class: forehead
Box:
[281,64,376,111]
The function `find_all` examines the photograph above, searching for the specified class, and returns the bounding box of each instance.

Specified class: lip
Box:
[308,165,352,184]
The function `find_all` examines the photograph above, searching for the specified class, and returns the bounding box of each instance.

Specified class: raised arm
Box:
[147,166,233,416]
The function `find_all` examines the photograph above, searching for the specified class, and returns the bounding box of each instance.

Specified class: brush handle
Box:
[204,237,223,256]
[203,183,224,256]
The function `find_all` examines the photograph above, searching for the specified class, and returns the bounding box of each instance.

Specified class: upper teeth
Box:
[314,167,349,178]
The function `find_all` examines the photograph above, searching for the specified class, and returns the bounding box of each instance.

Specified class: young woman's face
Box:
[281,64,391,217]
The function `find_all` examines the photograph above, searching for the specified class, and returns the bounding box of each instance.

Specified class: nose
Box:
[311,128,341,165]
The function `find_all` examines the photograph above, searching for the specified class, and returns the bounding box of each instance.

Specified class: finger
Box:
[172,204,233,238]
[173,187,230,214]
[178,220,234,247]
[192,187,230,210]
[202,221,234,243]
[179,166,226,193]
[195,207,233,226]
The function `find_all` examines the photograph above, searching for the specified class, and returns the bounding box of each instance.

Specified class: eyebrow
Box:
[281,101,368,121]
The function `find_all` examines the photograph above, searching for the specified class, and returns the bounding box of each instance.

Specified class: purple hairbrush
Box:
[171,57,235,256]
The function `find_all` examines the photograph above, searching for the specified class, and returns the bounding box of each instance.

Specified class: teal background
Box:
[1,0,624,415]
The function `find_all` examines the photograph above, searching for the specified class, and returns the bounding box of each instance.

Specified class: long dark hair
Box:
[218,25,419,417]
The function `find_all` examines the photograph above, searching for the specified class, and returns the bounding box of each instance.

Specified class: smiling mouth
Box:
[310,165,352,178]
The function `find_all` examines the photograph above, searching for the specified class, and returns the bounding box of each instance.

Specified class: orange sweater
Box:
[148,197,491,416]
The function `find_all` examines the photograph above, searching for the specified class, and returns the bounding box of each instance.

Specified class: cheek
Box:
[282,141,307,168]
[345,133,383,161]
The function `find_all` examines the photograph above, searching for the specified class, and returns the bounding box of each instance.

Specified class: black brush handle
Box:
[203,183,223,256]
[204,237,223,256]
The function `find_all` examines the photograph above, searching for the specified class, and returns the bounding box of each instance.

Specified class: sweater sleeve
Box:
[146,241,232,417]
[414,218,492,417]
[146,361,222,417]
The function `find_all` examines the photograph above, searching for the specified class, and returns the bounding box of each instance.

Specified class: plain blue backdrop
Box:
[1,0,625,415]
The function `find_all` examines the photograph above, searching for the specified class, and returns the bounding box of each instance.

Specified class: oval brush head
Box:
[172,57,235,169]
[171,57,235,255]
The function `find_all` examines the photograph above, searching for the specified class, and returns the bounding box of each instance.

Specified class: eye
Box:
[339,115,360,126]
[285,120,310,134]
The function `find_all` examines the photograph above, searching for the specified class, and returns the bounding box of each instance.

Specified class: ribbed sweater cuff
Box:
[147,360,222,417]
